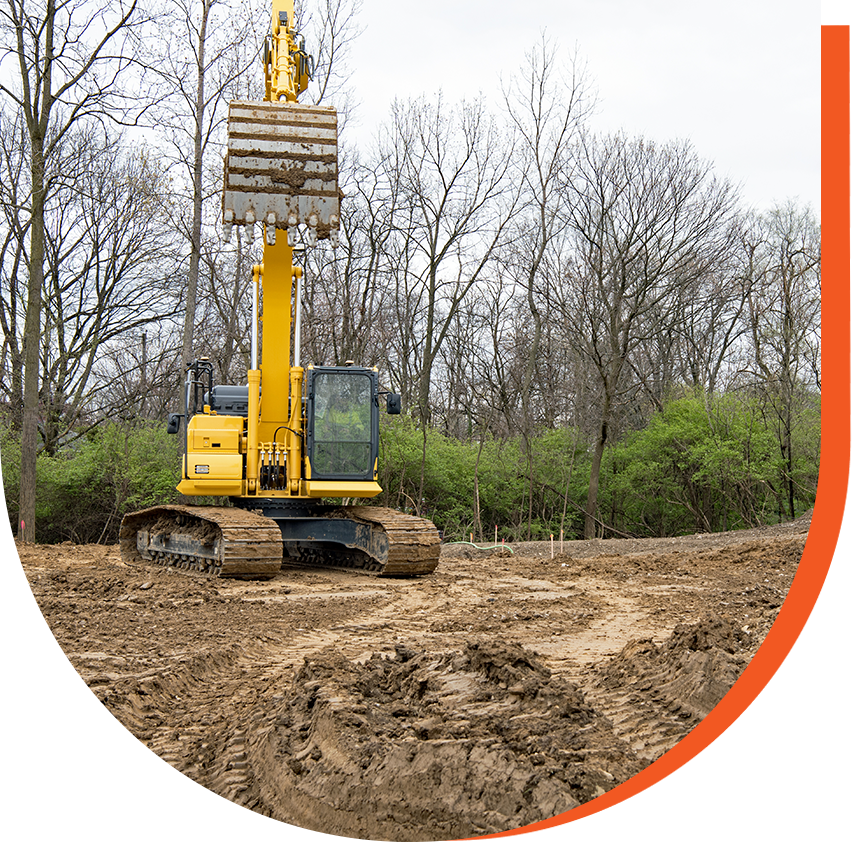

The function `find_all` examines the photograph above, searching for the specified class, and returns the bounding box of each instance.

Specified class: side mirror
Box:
[167,413,182,434]
[386,393,402,415]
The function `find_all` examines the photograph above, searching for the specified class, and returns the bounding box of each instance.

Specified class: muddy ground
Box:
[17,515,809,841]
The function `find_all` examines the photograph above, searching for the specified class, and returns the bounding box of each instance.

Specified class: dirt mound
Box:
[246,640,645,840]
[574,615,752,762]
[443,545,513,560]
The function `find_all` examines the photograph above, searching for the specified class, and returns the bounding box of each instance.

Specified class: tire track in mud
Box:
[96,585,450,810]
[95,645,265,799]
[585,619,751,763]
[237,637,649,839]
[95,576,492,815]
[579,672,699,762]
[23,529,805,837]
[68,570,726,807]
[89,581,722,817]
[557,589,752,763]
[520,577,692,763]
[532,583,659,669]
[223,577,682,839]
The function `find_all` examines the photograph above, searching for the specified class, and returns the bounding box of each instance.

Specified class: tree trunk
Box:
[784,402,795,520]
[180,0,211,379]
[584,417,608,539]
[415,342,434,510]
[473,435,486,542]
[18,138,47,543]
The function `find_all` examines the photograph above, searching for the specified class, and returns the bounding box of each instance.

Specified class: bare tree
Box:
[144,0,262,386]
[2,116,182,454]
[383,94,514,426]
[501,34,592,430]
[37,132,182,453]
[0,109,30,427]
[484,36,592,537]
[373,93,516,512]
[743,200,821,520]
[676,249,753,398]
[299,0,362,125]
[301,148,397,368]
[557,133,740,538]
[0,0,143,542]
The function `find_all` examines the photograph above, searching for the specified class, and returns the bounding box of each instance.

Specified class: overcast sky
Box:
[345,0,821,215]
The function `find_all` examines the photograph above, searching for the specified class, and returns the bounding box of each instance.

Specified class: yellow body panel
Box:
[189,414,243,452]
[304,481,382,499]
[180,414,244,497]
[179,442,244,495]
[177,477,244,496]
[185,452,243,480]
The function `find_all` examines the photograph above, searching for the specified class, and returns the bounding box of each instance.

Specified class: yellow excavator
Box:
[119,0,440,579]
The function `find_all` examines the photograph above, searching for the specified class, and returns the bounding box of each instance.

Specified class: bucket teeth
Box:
[222,100,340,246]
[265,212,277,246]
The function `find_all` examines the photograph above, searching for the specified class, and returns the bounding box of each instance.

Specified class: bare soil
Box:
[17,514,809,840]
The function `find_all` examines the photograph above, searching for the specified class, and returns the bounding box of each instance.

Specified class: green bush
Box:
[2,421,182,544]
[0,426,21,533]
[376,417,590,541]
[1,386,819,546]
[600,392,816,536]
[376,415,480,536]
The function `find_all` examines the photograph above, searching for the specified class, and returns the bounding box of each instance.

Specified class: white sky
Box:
[346,0,821,214]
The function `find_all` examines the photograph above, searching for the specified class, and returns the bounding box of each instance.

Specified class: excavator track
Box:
[344,506,441,576]
[120,505,283,580]
[120,504,441,579]
[279,506,441,576]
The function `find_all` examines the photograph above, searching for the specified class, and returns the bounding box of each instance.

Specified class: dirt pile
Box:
[247,640,645,840]
[604,614,747,707]
[586,614,749,760]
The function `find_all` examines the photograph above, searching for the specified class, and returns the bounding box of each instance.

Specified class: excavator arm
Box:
[264,0,312,101]
[222,0,340,249]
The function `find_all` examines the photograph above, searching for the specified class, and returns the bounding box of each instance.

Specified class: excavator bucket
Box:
[222,100,339,246]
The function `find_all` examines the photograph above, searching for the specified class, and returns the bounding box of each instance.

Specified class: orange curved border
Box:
[480,24,850,839]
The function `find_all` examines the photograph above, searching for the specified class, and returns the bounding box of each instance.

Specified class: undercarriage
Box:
[120,503,441,579]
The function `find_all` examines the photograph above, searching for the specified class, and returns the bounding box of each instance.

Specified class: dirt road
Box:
[17,515,808,840]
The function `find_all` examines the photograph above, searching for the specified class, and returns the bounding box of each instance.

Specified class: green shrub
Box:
[376,417,590,541]
[1,386,819,545]
[2,421,182,544]
[600,392,816,535]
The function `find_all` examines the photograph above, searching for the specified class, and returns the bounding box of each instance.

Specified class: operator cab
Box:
[306,366,379,481]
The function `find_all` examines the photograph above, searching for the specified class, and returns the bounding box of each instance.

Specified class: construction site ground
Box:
[16,515,810,841]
